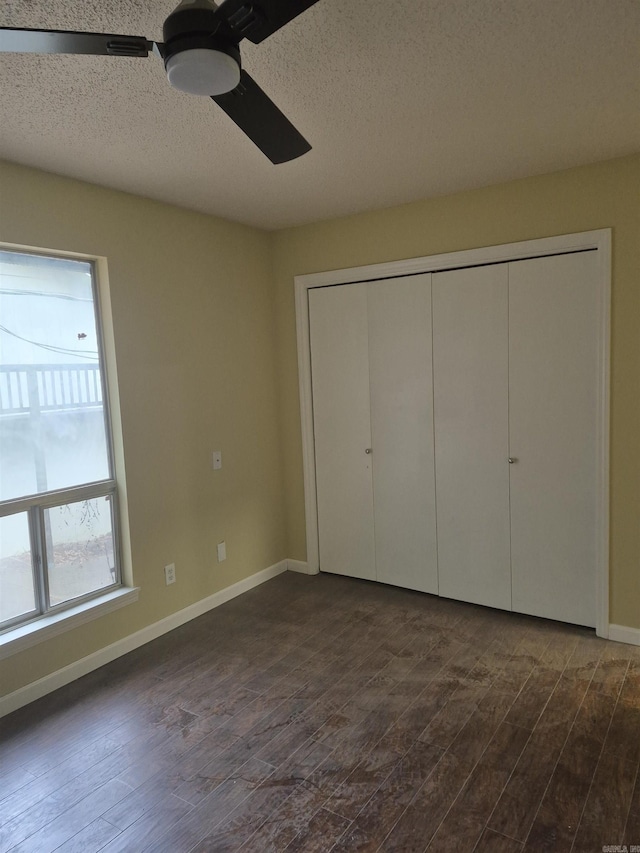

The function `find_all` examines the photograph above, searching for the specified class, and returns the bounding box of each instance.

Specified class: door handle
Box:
[508,457,517,464]
[365,448,372,454]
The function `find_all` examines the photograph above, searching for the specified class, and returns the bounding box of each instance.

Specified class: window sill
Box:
[0,587,139,660]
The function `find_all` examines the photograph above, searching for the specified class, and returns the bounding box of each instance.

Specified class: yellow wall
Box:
[1,153,638,699]
[0,161,286,696]
[272,154,640,630]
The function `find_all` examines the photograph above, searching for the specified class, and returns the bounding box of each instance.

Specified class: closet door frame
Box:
[294,229,611,638]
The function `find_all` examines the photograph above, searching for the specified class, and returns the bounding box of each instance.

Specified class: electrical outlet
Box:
[217,541,226,562]
[212,450,222,470]
[164,563,176,585]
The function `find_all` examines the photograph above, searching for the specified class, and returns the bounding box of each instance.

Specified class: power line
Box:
[0,324,99,361]
[0,287,92,302]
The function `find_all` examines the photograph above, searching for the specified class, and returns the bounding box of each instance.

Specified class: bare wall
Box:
[1,153,638,700]
[0,161,286,696]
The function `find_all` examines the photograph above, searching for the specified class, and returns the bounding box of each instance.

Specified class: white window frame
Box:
[0,244,137,657]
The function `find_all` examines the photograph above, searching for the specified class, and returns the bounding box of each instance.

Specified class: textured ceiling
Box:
[0,0,639,230]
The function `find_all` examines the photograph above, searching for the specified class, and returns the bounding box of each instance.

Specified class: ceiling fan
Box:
[0,0,321,164]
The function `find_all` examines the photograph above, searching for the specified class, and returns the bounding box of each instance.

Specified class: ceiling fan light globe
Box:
[166,48,240,96]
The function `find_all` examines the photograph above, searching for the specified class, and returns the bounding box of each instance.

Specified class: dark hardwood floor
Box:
[1,572,639,852]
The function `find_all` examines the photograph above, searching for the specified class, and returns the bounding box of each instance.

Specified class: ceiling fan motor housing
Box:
[163,0,241,96]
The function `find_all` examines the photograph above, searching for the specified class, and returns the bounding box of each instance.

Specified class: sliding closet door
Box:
[309,284,376,580]
[433,265,511,610]
[367,275,438,594]
[509,252,599,627]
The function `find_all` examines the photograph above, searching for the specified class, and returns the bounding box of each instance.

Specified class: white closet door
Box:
[309,284,376,580]
[433,265,511,610]
[367,275,438,594]
[509,253,599,627]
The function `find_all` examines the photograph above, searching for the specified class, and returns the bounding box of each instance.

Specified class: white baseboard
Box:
[608,624,640,647]
[287,559,315,575]
[0,560,288,718]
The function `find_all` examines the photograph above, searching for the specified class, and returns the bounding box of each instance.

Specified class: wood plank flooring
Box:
[1,572,639,852]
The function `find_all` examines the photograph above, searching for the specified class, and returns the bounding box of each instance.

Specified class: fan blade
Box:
[216,0,320,44]
[212,70,310,163]
[0,27,152,57]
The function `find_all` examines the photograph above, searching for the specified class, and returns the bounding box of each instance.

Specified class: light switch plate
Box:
[217,541,226,562]
[212,451,222,470]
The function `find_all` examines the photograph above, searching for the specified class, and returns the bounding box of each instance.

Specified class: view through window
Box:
[0,249,121,631]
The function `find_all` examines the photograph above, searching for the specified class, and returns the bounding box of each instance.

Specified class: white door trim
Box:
[294,229,611,637]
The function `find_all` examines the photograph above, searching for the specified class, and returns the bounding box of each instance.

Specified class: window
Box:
[0,248,122,633]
